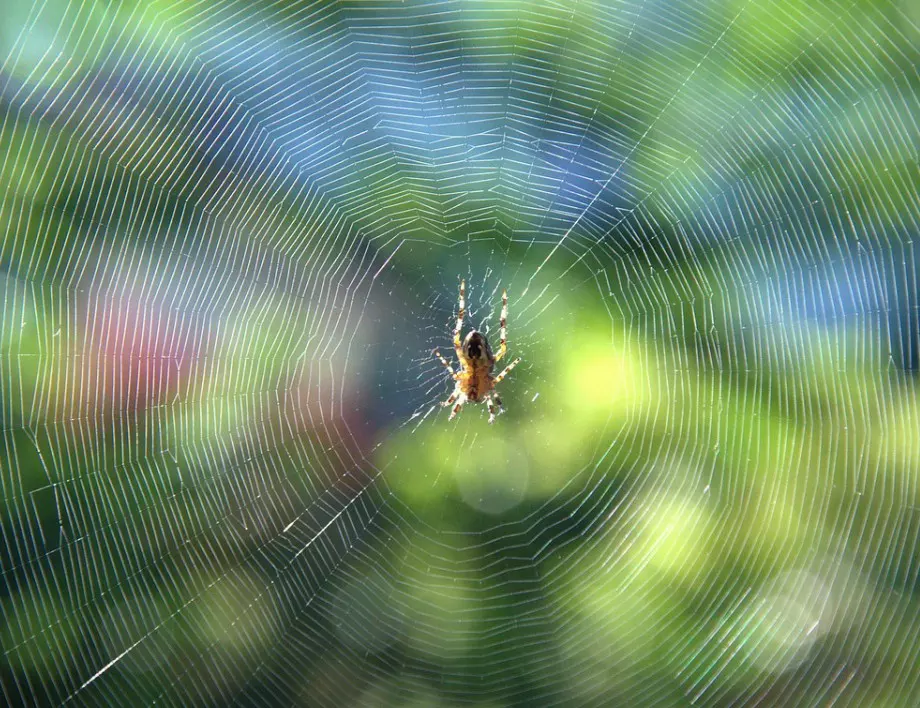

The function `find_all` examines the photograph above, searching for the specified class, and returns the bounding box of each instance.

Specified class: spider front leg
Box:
[453,279,466,357]
[493,357,521,384]
[496,289,508,362]
[433,349,459,379]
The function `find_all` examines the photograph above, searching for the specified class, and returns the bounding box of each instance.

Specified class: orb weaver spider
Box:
[433,280,522,423]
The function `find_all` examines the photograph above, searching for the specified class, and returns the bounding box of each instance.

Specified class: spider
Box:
[433,280,522,423]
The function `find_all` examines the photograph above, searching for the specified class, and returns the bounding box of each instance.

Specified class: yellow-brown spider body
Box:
[457,331,494,403]
[434,281,521,423]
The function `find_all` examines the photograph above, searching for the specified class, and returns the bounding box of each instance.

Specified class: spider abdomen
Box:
[459,366,494,403]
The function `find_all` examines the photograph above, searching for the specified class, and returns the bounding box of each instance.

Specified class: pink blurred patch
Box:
[72,293,211,417]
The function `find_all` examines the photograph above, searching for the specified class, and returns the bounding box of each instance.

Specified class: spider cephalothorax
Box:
[462,331,492,373]
[434,281,521,423]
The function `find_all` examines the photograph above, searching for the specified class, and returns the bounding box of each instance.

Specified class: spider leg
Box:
[448,393,467,420]
[453,279,466,356]
[495,289,508,362]
[493,357,521,384]
[441,389,459,407]
[487,395,497,424]
[433,349,459,379]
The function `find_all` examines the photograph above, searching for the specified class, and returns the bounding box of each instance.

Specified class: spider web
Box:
[2,0,920,704]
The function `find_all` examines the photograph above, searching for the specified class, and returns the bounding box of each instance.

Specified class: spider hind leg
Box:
[448,393,467,420]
